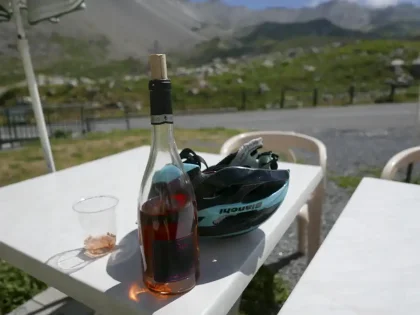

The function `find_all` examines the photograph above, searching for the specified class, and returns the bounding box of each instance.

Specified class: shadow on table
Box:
[105,230,180,312]
[45,248,98,274]
[197,229,266,284]
[107,229,265,296]
[105,228,265,311]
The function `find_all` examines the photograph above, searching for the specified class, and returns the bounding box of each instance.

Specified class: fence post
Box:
[348,85,355,105]
[124,105,131,130]
[12,113,18,145]
[241,90,247,110]
[6,109,13,147]
[86,118,92,133]
[85,107,92,133]
[45,108,52,136]
[389,84,396,102]
[280,88,286,109]
[80,105,86,134]
[312,88,318,107]
[0,113,3,150]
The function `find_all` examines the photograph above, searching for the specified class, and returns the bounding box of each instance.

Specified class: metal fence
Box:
[0,83,407,148]
[1,105,82,146]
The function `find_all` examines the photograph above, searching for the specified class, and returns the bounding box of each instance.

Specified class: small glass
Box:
[73,195,119,258]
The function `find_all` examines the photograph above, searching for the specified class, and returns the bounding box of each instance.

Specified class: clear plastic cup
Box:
[73,195,119,258]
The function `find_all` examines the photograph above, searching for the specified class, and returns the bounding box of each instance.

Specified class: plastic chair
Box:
[381,146,420,180]
[220,131,327,264]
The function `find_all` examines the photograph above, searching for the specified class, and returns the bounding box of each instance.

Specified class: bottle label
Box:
[151,114,174,125]
[152,233,195,283]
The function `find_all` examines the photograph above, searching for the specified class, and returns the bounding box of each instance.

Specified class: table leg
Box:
[297,204,309,255]
[307,181,324,264]
[405,163,413,183]
[226,295,241,315]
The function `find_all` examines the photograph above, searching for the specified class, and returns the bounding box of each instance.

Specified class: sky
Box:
[192,0,420,9]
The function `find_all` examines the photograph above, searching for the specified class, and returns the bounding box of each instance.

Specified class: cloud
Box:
[363,0,399,7]
[310,0,402,8]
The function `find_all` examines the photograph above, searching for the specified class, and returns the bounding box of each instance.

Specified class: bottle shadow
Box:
[105,230,180,312]
[104,228,265,313]
[197,229,266,284]
[45,248,101,275]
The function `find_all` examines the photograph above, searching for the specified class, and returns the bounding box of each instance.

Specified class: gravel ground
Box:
[265,126,420,289]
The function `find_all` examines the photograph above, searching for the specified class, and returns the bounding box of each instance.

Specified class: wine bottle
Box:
[138,54,199,295]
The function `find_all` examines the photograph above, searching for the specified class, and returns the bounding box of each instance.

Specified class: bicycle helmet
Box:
[179,137,290,238]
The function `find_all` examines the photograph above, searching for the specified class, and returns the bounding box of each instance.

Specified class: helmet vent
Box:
[242,182,283,203]
[202,184,242,200]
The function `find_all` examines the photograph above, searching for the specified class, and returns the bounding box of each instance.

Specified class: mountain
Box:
[187,0,420,33]
[187,15,420,65]
[1,0,420,65]
[241,19,367,42]
[371,21,420,38]
[0,0,209,61]
[370,3,420,28]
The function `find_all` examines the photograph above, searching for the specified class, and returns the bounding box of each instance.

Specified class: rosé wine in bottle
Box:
[138,54,199,295]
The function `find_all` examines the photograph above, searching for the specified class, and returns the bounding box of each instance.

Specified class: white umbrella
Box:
[0,1,12,22]
[26,0,86,24]
[0,0,86,173]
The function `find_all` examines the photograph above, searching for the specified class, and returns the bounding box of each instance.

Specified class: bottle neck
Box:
[151,123,175,151]
[148,78,178,158]
[149,79,173,125]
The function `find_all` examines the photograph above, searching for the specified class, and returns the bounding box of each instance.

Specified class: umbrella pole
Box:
[11,0,56,173]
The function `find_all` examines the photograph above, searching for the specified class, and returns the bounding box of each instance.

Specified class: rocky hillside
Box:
[2,38,420,112]
[2,0,420,63]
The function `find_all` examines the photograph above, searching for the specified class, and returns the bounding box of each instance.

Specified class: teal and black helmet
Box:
[180,138,290,238]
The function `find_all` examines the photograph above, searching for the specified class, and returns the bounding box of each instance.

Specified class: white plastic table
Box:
[0,145,322,315]
[279,177,420,315]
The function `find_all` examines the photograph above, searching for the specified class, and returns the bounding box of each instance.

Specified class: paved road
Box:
[2,103,420,143]
[92,102,420,133]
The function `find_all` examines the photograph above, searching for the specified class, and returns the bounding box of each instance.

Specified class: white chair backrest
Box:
[220,131,327,187]
[381,146,420,180]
